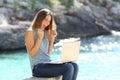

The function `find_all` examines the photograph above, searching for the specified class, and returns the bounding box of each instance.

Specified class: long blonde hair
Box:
[30,8,56,30]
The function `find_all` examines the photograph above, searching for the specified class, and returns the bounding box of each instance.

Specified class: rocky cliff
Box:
[0,0,120,50]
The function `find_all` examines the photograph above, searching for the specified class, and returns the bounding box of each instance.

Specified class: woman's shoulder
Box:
[27,27,33,31]
[26,27,34,35]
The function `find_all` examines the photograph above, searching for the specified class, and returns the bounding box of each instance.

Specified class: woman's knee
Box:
[64,63,74,72]
[71,62,79,71]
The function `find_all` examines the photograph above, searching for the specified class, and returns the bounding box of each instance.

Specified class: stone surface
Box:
[23,76,62,80]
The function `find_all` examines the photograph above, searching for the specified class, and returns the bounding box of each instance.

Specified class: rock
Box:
[19,1,29,9]
[0,0,3,4]
[0,24,28,50]
[0,13,8,25]
[23,76,62,80]
[0,12,109,50]
[5,0,14,4]
[0,0,120,50]
[55,11,109,40]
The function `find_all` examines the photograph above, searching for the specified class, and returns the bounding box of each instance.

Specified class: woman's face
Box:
[41,14,51,30]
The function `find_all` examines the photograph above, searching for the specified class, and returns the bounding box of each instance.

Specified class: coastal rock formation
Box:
[0,0,120,50]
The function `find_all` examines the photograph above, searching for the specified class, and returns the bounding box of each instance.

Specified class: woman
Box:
[25,8,78,80]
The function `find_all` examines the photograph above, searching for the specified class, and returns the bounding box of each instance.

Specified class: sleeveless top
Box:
[29,30,51,70]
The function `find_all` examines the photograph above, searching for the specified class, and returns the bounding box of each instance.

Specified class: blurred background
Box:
[0,0,120,80]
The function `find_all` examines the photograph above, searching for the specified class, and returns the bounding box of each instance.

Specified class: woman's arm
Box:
[25,30,44,57]
[48,30,57,55]
[48,37,55,55]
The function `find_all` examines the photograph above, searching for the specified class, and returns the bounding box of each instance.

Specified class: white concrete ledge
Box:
[23,76,62,80]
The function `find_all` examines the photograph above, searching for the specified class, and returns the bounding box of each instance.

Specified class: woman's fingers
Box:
[38,29,44,38]
[51,30,57,37]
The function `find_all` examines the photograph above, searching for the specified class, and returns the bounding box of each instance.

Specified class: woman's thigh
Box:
[33,63,72,77]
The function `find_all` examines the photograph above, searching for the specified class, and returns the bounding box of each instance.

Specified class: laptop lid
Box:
[60,41,80,62]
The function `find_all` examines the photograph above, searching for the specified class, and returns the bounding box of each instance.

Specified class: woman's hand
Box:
[52,30,57,37]
[48,29,57,43]
[38,29,44,39]
[48,29,57,55]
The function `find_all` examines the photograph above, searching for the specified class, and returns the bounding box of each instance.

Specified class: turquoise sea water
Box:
[0,35,120,80]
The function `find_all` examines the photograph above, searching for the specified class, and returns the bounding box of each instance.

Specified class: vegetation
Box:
[113,0,120,2]
[13,0,19,11]
[59,0,74,10]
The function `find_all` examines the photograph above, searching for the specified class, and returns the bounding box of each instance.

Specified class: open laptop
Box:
[47,41,80,64]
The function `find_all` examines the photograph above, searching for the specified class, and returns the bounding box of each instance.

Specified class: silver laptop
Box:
[48,41,80,64]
